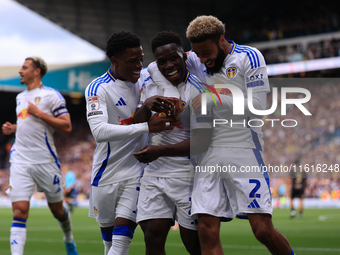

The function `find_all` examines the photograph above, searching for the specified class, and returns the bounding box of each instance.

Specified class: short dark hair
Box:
[151,31,183,54]
[186,15,225,43]
[106,31,140,59]
[26,56,48,77]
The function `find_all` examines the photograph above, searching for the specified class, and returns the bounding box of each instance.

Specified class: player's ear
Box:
[34,67,41,76]
[111,56,118,66]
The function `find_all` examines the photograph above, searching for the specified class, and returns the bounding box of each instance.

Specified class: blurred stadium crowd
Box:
[231,9,339,44]
[262,38,340,65]
[229,10,340,65]
[264,80,340,201]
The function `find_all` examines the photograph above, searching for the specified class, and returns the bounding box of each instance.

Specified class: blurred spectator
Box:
[261,38,340,64]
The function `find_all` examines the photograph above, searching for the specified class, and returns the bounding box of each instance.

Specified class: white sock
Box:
[107,235,132,255]
[104,240,112,255]
[10,227,27,255]
[58,208,73,242]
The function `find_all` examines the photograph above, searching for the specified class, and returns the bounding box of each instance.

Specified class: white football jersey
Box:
[188,41,270,150]
[139,72,202,178]
[85,68,149,186]
[10,85,68,165]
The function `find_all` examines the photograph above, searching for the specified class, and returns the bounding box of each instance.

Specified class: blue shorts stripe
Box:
[252,148,271,195]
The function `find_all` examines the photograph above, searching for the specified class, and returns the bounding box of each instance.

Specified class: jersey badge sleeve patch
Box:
[88,96,100,112]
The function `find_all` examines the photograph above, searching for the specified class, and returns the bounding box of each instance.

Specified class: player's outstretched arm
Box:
[27,102,72,134]
[89,114,177,143]
[2,122,17,135]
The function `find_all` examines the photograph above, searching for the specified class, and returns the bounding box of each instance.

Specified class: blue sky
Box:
[0,0,106,66]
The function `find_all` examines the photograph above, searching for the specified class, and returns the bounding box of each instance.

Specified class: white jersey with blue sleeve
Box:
[85,68,149,186]
[188,41,270,150]
[10,85,68,166]
[139,71,203,178]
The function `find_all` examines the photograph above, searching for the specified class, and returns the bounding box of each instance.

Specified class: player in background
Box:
[148,16,296,255]
[290,159,307,219]
[85,31,177,255]
[2,57,78,255]
[133,31,212,255]
[64,170,77,213]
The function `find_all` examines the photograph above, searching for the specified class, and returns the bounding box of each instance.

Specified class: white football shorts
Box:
[89,177,140,224]
[7,162,63,203]
[192,147,273,219]
[137,176,197,231]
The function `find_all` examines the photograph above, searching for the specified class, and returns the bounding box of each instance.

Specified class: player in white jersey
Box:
[2,57,78,255]
[148,16,296,255]
[85,31,177,255]
[132,31,212,255]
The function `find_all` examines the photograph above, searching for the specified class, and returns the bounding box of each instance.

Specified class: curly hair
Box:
[26,56,48,77]
[186,15,225,43]
[106,31,140,59]
[151,31,183,54]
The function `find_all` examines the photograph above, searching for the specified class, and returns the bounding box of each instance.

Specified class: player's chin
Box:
[130,71,141,83]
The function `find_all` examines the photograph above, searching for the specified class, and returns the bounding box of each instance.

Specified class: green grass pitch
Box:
[1,207,339,254]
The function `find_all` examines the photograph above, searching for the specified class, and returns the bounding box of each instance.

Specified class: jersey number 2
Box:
[249,179,261,198]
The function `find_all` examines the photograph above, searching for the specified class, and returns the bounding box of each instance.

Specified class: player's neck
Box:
[223,41,232,56]
[26,80,42,91]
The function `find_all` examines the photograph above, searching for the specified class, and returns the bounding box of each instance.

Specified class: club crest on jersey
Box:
[88,96,99,112]
[180,100,186,112]
[94,206,98,216]
[34,97,41,104]
[226,67,237,79]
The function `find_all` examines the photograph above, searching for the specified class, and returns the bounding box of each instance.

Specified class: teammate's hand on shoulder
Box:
[2,122,14,135]
[147,114,179,133]
[133,145,160,163]
[27,102,42,118]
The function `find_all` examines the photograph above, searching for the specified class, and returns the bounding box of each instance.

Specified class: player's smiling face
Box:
[191,38,226,73]
[114,46,144,83]
[155,43,187,86]
[19,59,38,85]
